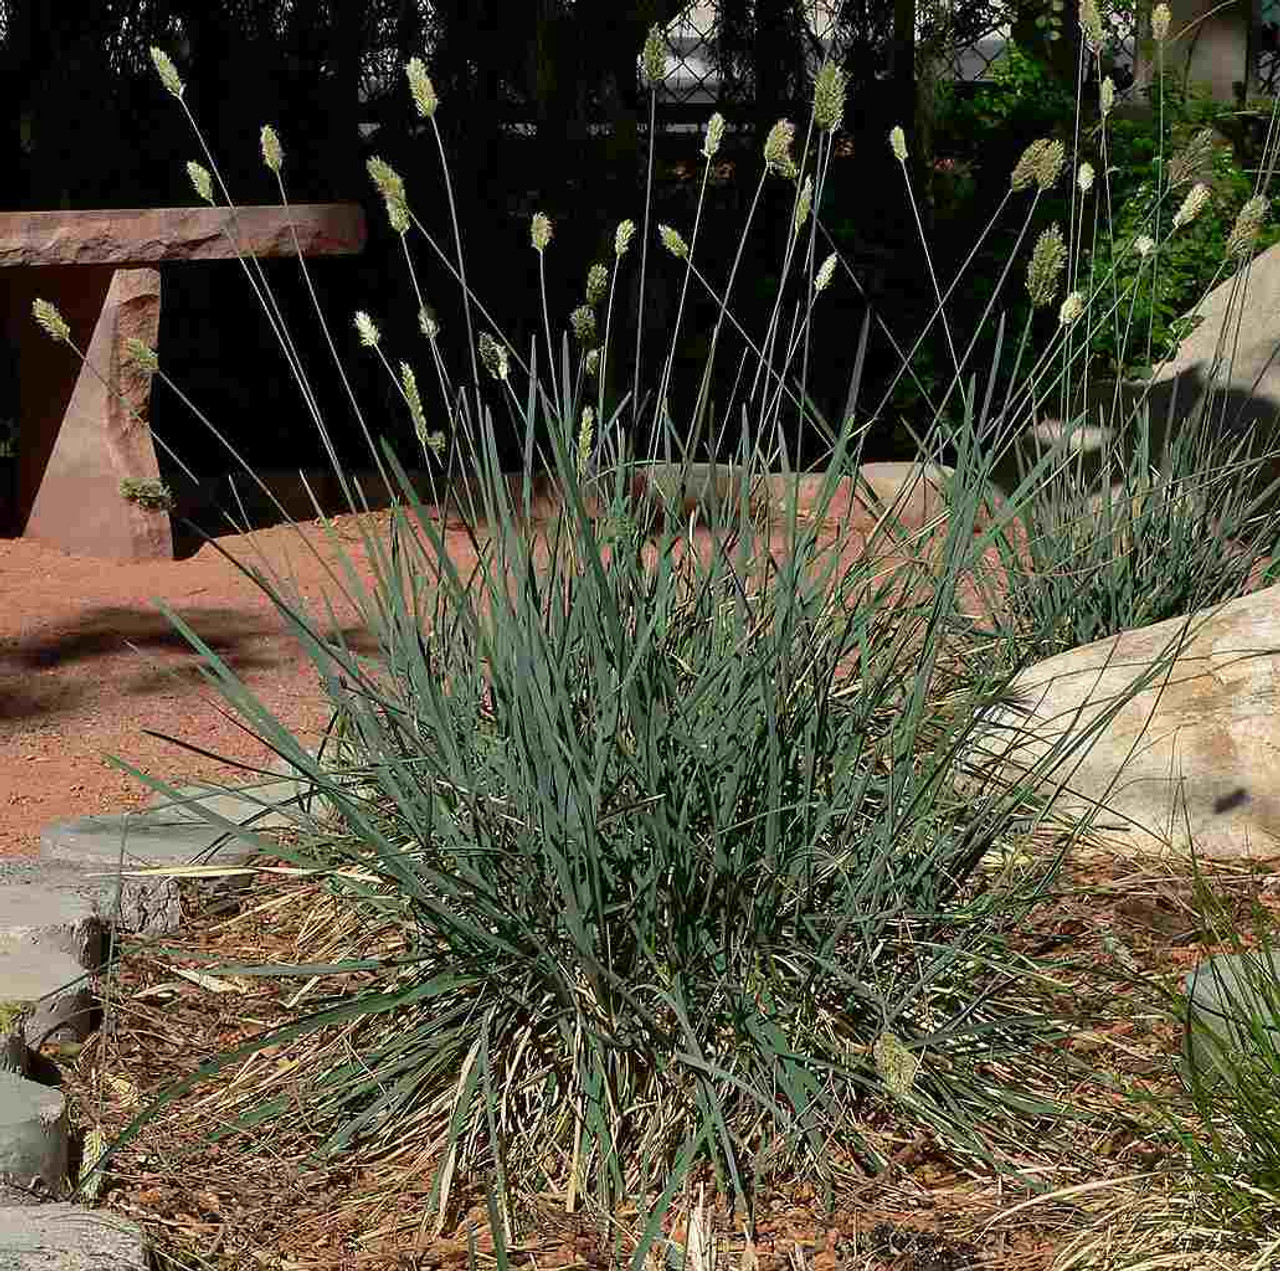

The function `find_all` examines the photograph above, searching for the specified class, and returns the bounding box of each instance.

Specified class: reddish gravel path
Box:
[0,513,477,857]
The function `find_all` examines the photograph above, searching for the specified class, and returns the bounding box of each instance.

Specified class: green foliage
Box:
[1081,82,1280,379]
[934,40,1076,140]
[118,476,174,511]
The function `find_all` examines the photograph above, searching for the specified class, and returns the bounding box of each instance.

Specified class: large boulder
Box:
[958,582,1280,860]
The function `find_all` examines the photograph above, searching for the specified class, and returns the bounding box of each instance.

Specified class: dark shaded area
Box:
[0,2,1113,530]
[0,604,380,724]
[1214,788,1251,815]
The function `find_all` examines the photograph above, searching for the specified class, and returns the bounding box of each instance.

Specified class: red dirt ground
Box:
[0,514,482,857]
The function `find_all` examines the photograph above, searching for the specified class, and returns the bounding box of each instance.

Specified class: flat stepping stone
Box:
[0,860,182,941]
[143,779,312,831]
[0,939,95,1047]
[0,882,108,970]
[0,1202,147,1266]
[0,1074,68,1199]
[41,810,268,868]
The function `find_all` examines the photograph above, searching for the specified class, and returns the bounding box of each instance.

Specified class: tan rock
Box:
[21,267,169,561]
[0,203,366,267]
[958,582,1280,860]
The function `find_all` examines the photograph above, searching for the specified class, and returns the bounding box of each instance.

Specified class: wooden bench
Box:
[0,204,365,560]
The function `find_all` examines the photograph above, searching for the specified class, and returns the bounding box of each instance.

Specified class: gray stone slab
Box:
[0,939,94,1047]
[40,811,268,868]
[0,884,108,971]
[0,861,180,942]
[143,779,310,831]
[0,1202,147,1267]
[0,1075,68,1199]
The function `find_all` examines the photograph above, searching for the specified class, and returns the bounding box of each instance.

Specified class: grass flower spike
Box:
[702,112,725,160]
[1173,182,1211,229]
[585,263,609,306]
[570,304,597,345]
[1059,290,1085,326]
[149,47,184,98]
[1100,76,1115,116]
[400,362,428,441]
[1153,3,1172,41]
[187,161,214,204]
[1135,233,1156,258]
[794,175,813,236]
[584,347,600,378]
[1168,129,1216,186]
[764,120,798,179]
[1080,0,1105,54]
[890,126,907,163]
[1034,139,1066,190]
[418,306,439,340]
[531,212,553,252]
[406,57,438,119]
[873,1032,920,1098]
[1027,223,1067,307]
[576,405,595,479]
[640,24,666,89]
[615,219,635,258]
[478,331,509,382]
[659,224,689,260]
[260,125,283,174]
[32,298,70,343]
[354,311,381,348]
[814,252,837,293]
[367,156,410,233]
[1011,138,1054,192]
[813,61,847,133]
[366,156,405,204]
[1077,162,1095,193]
[1226,195,1268,259]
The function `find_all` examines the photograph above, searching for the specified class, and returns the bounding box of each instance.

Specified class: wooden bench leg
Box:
[21,265,170,561]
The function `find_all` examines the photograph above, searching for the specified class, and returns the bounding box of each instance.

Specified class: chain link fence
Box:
[651,1,1146,117]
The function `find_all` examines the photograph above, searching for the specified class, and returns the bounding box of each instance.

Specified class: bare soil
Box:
[0,513,483,855]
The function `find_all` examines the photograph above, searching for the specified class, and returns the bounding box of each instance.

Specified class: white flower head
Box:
[814,252,838,293]
[149,47,184,98]
[260,125,284,174]
[1059,290,1085,327]
[615,219,636,258]
[702,112,725,160]
[187,161,214,204]
[1173,182,1211,229]
[1077,162,1095,193]
[354,311,381,348]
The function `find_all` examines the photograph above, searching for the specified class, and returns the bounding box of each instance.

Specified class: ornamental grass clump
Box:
[956,4,1280,661]
[37,9,1279,1256]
